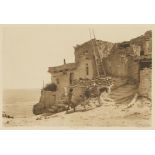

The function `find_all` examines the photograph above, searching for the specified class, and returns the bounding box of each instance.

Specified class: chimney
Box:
[64,59,66,65]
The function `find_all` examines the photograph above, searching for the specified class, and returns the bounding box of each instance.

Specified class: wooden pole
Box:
[89,28,100,77]
[92,29,106,76]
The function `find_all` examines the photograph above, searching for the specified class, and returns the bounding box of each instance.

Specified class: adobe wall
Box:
[74,40,98,78]
[127,56,140,83]
[102,31,151,83]
[103,52,128,78]
[39,90,56,108]
[103,56,140,83]
[139,68,152,99]
[74,56,94,80]
[52,72,70,100]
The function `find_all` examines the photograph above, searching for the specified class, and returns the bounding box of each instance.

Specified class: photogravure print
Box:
[1,25,152,128]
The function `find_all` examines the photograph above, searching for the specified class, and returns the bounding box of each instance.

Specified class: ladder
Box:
[89,29,106,77]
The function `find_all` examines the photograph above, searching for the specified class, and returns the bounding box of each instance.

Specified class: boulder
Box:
[33,102,47,115]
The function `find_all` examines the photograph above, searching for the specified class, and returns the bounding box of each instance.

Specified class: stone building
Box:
[48,30,152,101]
[33,30,152,115]
[48,39,112,101]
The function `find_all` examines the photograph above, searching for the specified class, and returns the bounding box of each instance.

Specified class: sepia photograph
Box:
[1,1,155,155]
[0,25,153,128]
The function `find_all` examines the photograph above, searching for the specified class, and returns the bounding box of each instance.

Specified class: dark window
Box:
[140,50,144,55]
[119,42,130,48]
[140,59,152,70]
[86,64,89,75]
[84,50,88,54]
[69,72,74,84]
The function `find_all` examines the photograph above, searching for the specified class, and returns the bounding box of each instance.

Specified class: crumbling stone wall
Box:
[131,44,141,56]
[39,90,56,108]
[102,31,151,83]
[33,90,57,115]
[127,56,140,83]
[130,30,152,56]
[139,68,152,99]
[96,40,114,58]
[103,52,128,77]
[143,31,152,56]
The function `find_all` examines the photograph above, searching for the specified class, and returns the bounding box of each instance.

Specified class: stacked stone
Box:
[72,77,112,88]
[139,68,152,99]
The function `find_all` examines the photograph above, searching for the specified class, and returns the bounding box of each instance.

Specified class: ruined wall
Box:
[103,51,128,77]
[96,40,114,58]
[33,90,65,115]
[103,55,139,82]
[101,31,152,83]
[39,90,56,108]
[139,68,152,99]
[127,56,140,83]
[130,30,152,56]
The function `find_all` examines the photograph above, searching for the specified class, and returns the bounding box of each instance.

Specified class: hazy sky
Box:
[1,25,152,89]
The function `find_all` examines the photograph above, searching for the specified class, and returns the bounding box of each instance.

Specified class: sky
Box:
[1,24,152,89]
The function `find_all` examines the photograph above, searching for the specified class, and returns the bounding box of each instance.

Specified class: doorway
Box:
[69,72,74,84]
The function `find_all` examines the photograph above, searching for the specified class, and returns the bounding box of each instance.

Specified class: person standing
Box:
[66,88,74,112]
[83,86,91,110]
